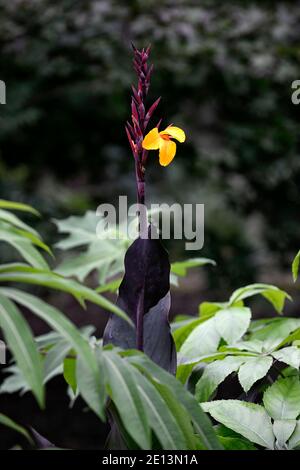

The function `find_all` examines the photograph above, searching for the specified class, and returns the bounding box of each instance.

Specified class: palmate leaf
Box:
[0,263,130,323]
[0,288,106,419]
[202,400,275,449]
[0,293,44,407]
[56,239,128,283]
[103,227,176,374]
[54,212,216,287]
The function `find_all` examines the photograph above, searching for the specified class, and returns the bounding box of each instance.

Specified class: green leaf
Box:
[288,420,300,449]
[202,400,275,449]
[180,317,220,359]
[214,307,251,344]
[96,278,122,293]
[133,370,187,450]
[0,209,40,236]
[171,258,216,276]
[56,241,125,282]
[0,200,39,216]
[263,376,300,420]
[0,228,49,269]
[173,318,203,350]
[0,365,29,395]
[199,301,228,317]
[272,346,300,369]
[0,264,130,323]
[0,293,44,407]
[238,356,273,393]
[229,283,291,313]
[0,288,106,419]
[250,318,300,351]
[53,211,101,249]
[0,413,33,444]
[43,339,70,383]
[273,419,296,449]
[128,353,223,450]
[195,356,249,402]
[63,357,77,394]
[77,349,106,420]
[180,307,251,360]
[103,351,151,449]
[218,435,257,450]
[292,250,300,282]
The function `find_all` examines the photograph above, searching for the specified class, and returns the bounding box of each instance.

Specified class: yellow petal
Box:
[159,139,176,166]
[160,126,185,143]
[142,128,161,150]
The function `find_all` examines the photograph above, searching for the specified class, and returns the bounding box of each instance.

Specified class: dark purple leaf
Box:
[103,226,176,374]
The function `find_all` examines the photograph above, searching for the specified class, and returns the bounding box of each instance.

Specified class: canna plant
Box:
[2,44,300,452]
[0,45,221,450]
[103,45,186,374]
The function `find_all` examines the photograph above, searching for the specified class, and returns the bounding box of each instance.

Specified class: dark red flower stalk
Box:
[125,45,161,209]
[104,46,176,373]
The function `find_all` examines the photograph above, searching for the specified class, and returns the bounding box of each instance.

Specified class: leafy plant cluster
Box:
[1,203,300,450]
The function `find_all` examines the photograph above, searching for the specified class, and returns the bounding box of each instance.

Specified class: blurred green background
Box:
[0,0,300,295]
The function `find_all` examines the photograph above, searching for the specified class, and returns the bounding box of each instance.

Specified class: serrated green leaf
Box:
[214,307,251,344]
[288,420,300,449]
[273,419,296,449]
[263,376,300,420]
[195,356,248,402]
[238,356,273,393]
[180,317,220,359]
[250,318,300,351]
[229,283,291,313]
[272,346,300,369]
[202,400,275,449]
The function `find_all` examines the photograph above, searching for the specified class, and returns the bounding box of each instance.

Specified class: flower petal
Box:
[159,139,176,166]
[161,126,185,143]
[142,128,161,150]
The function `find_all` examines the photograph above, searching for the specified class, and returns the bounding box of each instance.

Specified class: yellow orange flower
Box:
[142,126,186,166]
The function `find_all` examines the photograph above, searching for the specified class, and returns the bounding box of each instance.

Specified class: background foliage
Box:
[0,0,300,291]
